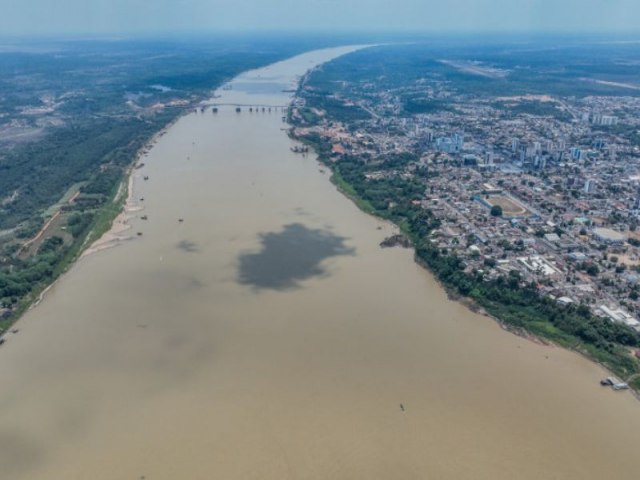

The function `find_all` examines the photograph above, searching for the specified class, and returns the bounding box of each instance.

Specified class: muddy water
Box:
[0,47,639,480]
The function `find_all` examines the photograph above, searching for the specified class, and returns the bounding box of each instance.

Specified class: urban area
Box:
[290,47,640,383]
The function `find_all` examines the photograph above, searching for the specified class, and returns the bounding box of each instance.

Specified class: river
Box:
[0,46,639,480]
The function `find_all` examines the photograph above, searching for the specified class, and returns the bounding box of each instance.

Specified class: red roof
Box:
[331,144,345,155]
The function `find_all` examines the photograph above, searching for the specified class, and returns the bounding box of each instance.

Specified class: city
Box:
[2,0,640,476]
[291,44,640,366]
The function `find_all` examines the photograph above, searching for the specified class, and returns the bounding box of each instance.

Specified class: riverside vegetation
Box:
[0,35,348,333]
[298,133,640,389]
[291,41,640,389]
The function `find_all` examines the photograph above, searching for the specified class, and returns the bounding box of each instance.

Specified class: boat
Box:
[600,377,630,390]
[290,145,309,154]
[613,382,630,390]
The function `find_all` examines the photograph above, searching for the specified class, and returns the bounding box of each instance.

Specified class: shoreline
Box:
[3,46,640,480]
[13,43,636,399]
[79,121,174,257]
[3,47,365,335]
[82,111,190,257]
[81,47,367,259]
[80,170,136,257]
[0,114,187,336]
[288,125,640,399]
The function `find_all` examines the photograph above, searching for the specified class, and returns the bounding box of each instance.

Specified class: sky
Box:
[2,0,640,36]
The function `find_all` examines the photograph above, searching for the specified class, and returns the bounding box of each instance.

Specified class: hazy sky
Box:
[2,0,640,36]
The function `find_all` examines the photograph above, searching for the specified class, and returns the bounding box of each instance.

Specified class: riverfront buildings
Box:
[291,70,640,332]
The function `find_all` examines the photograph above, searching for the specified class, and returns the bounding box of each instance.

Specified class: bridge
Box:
[206,103,289,109]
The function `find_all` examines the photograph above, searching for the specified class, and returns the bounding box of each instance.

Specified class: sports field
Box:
[485,194,530,217]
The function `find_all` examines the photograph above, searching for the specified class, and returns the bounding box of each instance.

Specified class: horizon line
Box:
[2,28,640,42]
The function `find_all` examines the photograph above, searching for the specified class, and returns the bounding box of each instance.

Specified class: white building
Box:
[517,255,561,277]
[584,179,597,194]
[597,306,640,331]
[592,227,625,245]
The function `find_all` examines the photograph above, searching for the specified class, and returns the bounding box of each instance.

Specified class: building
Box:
[592,227,625,245]
[483,151,494,165]
[571,147,583,161]
[462,154,477,165]
[591,114,619,126]
[533,141,542,154]
[424,129,434,143]
[584,179,597,194]
[436,136,463,154]
[517,255,561,277]
[482,183,502,195]
[596,306,640,331]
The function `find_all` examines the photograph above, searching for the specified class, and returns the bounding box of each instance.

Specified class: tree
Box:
[490,205,503,217]
[484,258,497,268]
[586,264,600,277]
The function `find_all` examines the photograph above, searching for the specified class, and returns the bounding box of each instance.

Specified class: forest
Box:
[305,40,640,105]
[0,35,342,331]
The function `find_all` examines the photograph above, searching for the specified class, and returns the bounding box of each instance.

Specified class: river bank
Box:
[0,41,340,339]
[289,124,640,394]
[0,114,187,342]
[1,46,639,480]
[81,120,177,258]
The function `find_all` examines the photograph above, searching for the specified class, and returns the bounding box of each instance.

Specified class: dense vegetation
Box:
[304,40,640,107]
[0,36,351,230]
[404,97,458,114]
[0,35,348,331]
[0,115,171,228]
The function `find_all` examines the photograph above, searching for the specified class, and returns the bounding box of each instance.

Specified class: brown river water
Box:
[0,46,639,480]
